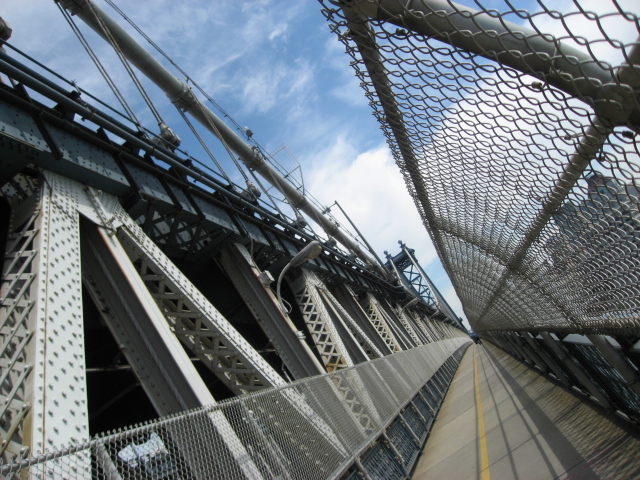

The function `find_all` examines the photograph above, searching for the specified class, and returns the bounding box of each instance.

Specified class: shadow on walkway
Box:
[412,343,640,480]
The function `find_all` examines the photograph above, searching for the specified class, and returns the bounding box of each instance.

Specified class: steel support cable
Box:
[175,107,232,183]
[104,0,309,204]
[56,3,140,126]
[81,0,167,132]
[188,96,252,185]
[102,0,251,141]
[3,42,135,123]
[56,0,386,276]
[262,162,313,230]
[244,166,288,219]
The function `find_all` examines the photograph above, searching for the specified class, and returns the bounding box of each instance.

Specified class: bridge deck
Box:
[412,343,640,480]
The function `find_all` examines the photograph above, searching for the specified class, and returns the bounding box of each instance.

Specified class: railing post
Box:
[587,335,640,398]
[522,332,571,387]
[540,333,612,409]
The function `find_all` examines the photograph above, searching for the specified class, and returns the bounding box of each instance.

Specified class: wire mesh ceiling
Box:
[321,0,640,334]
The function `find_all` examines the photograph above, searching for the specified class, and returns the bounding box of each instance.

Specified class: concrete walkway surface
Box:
[412,343,640,480]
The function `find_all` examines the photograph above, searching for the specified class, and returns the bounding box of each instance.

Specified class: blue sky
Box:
[4,0,461,317]
[4,0,638,329]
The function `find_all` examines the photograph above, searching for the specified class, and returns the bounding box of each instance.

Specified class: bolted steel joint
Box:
[0,17,12,43]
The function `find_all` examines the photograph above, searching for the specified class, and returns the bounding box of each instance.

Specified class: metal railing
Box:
[0,338,470,479]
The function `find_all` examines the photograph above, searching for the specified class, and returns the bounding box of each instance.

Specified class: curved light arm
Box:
[276,241,323,314]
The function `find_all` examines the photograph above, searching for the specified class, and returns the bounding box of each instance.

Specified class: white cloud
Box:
[305,138,439,269]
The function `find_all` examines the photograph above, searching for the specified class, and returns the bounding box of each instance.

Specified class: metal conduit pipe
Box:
[540,332,612,409]
[56,0,386,276]
[587,334,640,398]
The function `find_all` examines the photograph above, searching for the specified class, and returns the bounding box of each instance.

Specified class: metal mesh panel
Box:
[321,0,640,334]
[413,395,434,426]
[401,406,427,439]
[0,338,469,480]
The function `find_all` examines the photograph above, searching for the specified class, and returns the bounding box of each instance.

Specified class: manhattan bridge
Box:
[1,0,640,479]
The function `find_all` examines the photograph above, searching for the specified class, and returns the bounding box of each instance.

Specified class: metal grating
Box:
[321,0,640,335]
[0,339,470,479]
[568,343,640,414]
[401,405,427,439]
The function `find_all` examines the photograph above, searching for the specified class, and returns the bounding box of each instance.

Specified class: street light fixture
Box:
[276,241,323,314]
[400,297,420,313]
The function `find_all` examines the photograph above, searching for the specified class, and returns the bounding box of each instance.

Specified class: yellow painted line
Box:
[474,347,491,480]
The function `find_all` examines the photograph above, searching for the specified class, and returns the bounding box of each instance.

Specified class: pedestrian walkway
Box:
[412,343,640,479]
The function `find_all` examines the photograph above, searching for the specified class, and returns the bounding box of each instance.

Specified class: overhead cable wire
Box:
[3,41,138,125]
[103,0,304,194]
[57,3,141,127]
[84,0,164,129]
[175,108,231,183]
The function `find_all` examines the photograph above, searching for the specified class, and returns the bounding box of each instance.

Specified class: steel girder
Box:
[81,187,287,394]
[0,174,89,467]
[289,269,356,371]
[361,293,403,353]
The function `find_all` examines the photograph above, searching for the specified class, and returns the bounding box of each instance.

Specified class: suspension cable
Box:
[175,108,231,183]
[102,0,283,185]
[83,0,165,129]
[245,165,287,218]
[57,3,141,127]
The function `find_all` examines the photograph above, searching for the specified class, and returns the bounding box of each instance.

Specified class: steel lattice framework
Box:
[3,1,640,478]
[321,0,640,334]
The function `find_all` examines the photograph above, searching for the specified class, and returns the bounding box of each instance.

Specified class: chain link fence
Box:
[0,338,469,480]
[321,0,640,334]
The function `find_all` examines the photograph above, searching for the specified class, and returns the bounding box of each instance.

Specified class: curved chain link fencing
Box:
[320,0,640,334]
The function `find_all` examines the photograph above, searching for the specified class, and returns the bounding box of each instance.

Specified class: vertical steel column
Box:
[316,287,384,360]
[81,222,216,411]
[0,173,89,468]
[332,284,395,355]
[288,269,354,371]
[361,292,403,353]
[216,242,325,379]
[400,243,461,324]
[378,298,418,348]
[395,308,425,346]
